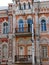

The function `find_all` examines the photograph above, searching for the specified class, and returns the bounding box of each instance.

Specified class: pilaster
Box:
[12,35,16,63]
[0,42,2,63]
[35,13,40,64]
[13,1,16,34]
[8,35,13,64]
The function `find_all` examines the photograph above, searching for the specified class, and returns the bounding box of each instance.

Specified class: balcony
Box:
[15,55,32,63]
[15,27,32,36]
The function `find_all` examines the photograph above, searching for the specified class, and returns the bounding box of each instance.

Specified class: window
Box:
[3,22,8,34]
[41,19,46,31]
[28,2,31,9]
[27,19,33,32]
[2,44,8,59]
[24,3,26,9]
[42,46,47,58]
[19,19,24,32]
[19,3,22,10]
[19,47,24,55]
[27,46,32,55]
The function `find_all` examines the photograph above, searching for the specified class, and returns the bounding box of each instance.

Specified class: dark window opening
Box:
[28,2,31,9]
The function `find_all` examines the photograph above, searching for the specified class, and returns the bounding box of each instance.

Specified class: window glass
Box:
[19,3,22,10]
[24,3,26,9]
[42,46,47,58]
[41,20,46,31]
[3,22,8,34]
[2,44,8,59]
[28,2,31,9]
[27,19,33,32]
[19,19,24,32]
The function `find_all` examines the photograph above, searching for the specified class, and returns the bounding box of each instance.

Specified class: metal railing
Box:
[15,27,32,33]
[15,55,32,62]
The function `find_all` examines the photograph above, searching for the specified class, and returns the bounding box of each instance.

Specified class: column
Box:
[12,36,16,63]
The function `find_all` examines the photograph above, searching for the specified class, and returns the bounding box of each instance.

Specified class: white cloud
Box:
[0,0,13,6]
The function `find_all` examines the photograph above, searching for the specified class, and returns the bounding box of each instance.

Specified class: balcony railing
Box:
[15,55,32,62]
[15,27,32,33]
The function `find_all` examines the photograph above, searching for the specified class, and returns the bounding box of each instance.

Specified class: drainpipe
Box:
[32,23,35,65]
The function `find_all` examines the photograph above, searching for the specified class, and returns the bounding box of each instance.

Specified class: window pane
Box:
[42,46,47,58]
[3,22,8,34]
[28,2,31,9]
[41,23,43,31]
[2,45,8,59]
[27,19,33,32]
[44,23,46,31]
[19,19,24,32]
[41,20,46,31]
[19,3,21,10]
[24,3,26,9]
[3,28,5,34]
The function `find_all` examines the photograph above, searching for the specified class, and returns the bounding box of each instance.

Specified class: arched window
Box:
[27,19,33,32]
[24,3,26,9]
[41,19,46,31]
[3,22,8,34]
[19,19,24,32]
[2,44,8,59]
[28,2,31,9]
[19,3,22,10]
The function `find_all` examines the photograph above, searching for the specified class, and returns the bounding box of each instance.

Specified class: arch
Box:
[40,37,49,44]
[39,15,47,24]
[16,17,25,26]
[41,19,46,31]
[27,18,33,24]
[27,16,32,19]
[19,19,23,23]
[3,22,8,26]
[27,16,34,23]
[26,38,32,44]
[17,17,24,23]
[18,38,25,44]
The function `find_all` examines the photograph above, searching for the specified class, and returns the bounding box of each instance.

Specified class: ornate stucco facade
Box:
[0,0,49,64]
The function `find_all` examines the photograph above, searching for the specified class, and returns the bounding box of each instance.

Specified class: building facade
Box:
[0,0,49,64]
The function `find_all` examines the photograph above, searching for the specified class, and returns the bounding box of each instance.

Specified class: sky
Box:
[0,0,49,6]
[0,0,13,6]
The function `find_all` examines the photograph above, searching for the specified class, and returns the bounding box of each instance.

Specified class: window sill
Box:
[40,31,48,34]
[42,58,48,61]
[41,31,47,33]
